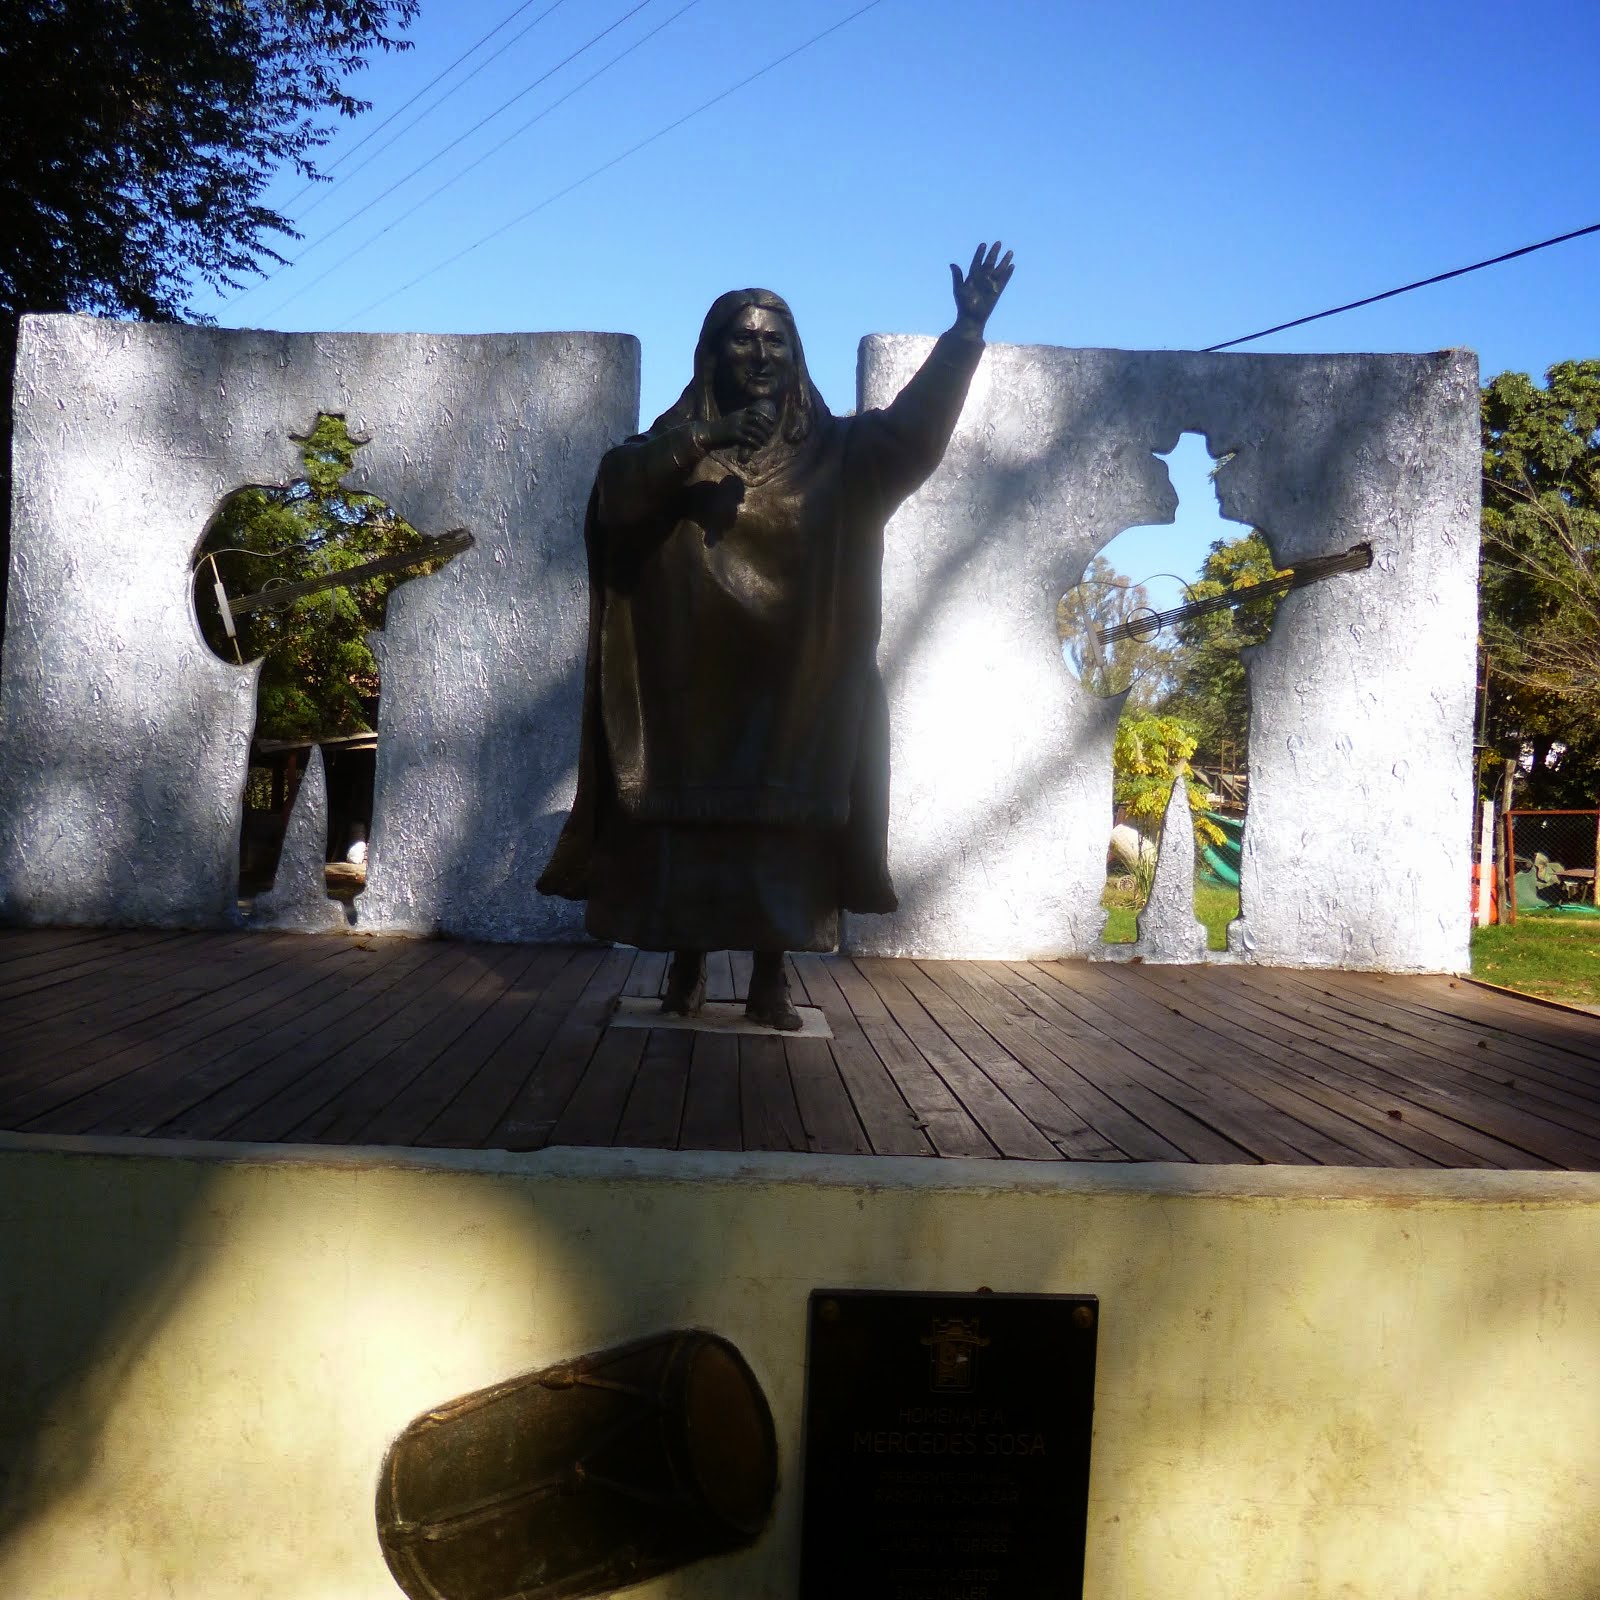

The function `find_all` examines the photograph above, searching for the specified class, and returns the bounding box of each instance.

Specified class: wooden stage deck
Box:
[3,927,1600,1169]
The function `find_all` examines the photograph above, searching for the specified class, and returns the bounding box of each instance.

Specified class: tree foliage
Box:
[0,0,416,323]
[1158,531,1285,766]
[1479,360,1600,805]
[0,0,417,632]
[194,414,447,740]
[1111,714,1225,854]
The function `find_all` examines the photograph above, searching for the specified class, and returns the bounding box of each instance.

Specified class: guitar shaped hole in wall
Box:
[1059,541,1374,699]
[191,413,472,901]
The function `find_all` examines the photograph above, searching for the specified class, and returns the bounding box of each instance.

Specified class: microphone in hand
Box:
[738,398,779,462]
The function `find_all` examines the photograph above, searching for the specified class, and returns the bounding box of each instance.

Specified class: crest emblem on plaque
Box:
[920,1316,991,1392]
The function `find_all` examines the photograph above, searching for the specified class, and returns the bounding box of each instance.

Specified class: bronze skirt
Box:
[584,818,840,952]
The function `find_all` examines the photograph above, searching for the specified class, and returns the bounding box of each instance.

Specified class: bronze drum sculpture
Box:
[377,1330,778,1600]
[539,244,1014,1027]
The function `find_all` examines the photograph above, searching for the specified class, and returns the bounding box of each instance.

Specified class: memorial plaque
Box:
[800,1289,1097,1600]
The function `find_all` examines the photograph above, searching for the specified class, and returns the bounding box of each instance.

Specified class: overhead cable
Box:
[275,0,571,222]
[338,0,889,327]
[234,0,657,308]
[1204,222,1600,352]
[258,0,702,321]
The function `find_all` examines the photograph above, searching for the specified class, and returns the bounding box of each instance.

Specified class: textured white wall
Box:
[1,320,1477,968]
[0,316,638,938]
[847,339,1480,971]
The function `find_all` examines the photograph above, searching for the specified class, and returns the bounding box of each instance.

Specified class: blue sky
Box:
[193,0,1599,593]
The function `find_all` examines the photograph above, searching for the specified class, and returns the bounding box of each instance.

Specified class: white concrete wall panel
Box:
[0,1138,1597,1600]
[3,320,1474,968]
[0,315,638,938]
[847,339,1480,971]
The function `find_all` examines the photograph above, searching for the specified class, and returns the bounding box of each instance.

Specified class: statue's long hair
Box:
[647,288,830,448]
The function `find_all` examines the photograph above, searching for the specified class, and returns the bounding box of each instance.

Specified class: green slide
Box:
[1200,811,1244,888]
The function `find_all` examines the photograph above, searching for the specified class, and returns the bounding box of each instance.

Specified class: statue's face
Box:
[714,306,795,410]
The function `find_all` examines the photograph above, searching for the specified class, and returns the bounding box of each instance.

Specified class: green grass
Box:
[1471,917,1600,1010]
[1100,877,1239,951]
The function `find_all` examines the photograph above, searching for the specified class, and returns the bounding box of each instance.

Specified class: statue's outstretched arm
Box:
[851,241,1016,510]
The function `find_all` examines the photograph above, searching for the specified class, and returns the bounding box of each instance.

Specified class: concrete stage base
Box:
[2,1135,1598,1599]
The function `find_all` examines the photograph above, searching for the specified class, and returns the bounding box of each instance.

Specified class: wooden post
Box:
[1498,765,1516,924]
[1476,799,1495,928]
[1502,807,1516,926]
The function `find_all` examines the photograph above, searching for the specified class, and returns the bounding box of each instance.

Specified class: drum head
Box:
[682,1336,778,1537]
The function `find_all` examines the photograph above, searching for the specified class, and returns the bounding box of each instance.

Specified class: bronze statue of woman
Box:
[539,243,1014,1028]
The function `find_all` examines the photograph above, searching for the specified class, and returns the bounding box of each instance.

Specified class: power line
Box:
[292,0,571,221]
[1204,222,1600,352]
[275,0,570,220]
[233,0,656,309]
[338,0,889,327]
[258,0,703,322]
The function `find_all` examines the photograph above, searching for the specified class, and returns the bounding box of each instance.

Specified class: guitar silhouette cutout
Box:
[1061,541,1373,697]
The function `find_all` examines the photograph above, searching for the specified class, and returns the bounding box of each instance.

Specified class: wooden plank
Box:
[1090,963,1444,1168]
[1402,974,1600,1064]
[0,927,193,1003]
[256,943,566,1146]
[550,1025,651,1146]
[1129,965,1497,1167]
[623,950,669,998]
[917,961,1226,1163]
[0,935,371,1126]
[490,946,637,1150]
[1273,970,1600,1128]
[1049,960,1587,1177]
[704,950,736,1003]
[739,1033,807,1152]
[1213,967,1590,1167]
[1064,961,1431,1167]
[0,928,271,1041]
[893,962,1127,1162]
[679,1030,742,1151]
[1285,970,1600,1105]
[353,946,574,1147]
[790,955,929,1157]
[785,1034,871,1155]
[0,925,164,985]
[995,960,1314,1163]
[729,950,753,1003]
[0,929,206,1026]
[134,939,466,1140]
[1135,966,1556,1170]
[615,1028,694,1149]
[421,948,607,1148]
[856,959,1060,1160]
[1233,970,1600,1164]
[825,958,996,1158]
[0,927,126,967]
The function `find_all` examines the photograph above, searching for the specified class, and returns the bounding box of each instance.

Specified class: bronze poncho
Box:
[539,295,982,951]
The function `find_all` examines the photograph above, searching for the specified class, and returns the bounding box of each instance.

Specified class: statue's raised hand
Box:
[950,241,1015,335]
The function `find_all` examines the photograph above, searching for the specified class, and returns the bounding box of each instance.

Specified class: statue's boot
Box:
[661,949,706,1016]
[746,951,802,1032]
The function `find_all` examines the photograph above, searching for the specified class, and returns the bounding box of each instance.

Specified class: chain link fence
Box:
[1503,809,1600,922]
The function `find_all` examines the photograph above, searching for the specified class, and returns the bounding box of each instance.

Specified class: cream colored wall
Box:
[1,1136,1597,1600]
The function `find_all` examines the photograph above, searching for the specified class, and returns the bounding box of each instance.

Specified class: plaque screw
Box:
[818,1299,840,1323]
[1072,1305,1095,1330]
